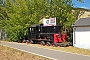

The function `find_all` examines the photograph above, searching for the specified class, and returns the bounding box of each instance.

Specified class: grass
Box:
[0,45,51,60]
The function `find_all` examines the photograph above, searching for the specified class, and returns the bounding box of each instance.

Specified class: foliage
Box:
[0,0,83,42]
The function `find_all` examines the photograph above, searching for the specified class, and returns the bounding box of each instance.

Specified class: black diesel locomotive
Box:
[22,24,71,47]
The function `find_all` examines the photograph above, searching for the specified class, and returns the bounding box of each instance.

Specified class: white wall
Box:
[73,27,90,49]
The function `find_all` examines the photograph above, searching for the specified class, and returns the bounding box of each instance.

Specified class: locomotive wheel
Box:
[52,42,57,47]
[46,42,51,46]
[22,39,26,43]
[30,40,33,44]
[69,42,73,46]
[40,41,45,46]
[59,43,64,47]
[22,40,24,43]
[26,40,29,44]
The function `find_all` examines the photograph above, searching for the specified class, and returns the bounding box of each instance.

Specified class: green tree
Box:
[2,0,31,42]
[0,0,83,42]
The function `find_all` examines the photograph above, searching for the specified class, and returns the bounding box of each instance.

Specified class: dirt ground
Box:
[0,45,51,60]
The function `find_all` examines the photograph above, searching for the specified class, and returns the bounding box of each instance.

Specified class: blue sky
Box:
[72,0,90,9]
[0,0,89,9]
